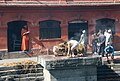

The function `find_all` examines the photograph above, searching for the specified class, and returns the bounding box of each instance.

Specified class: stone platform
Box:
[38,55,102,81]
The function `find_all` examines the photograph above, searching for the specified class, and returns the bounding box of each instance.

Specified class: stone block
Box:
[39,55,102,81]
[39,55,102,70]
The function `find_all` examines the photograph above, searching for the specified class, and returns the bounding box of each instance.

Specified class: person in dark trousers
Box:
[97,30,106,57]
[91,31,98,55]
[104,45,114,64]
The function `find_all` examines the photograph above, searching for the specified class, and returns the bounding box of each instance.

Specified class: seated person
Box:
[104,45,114,64]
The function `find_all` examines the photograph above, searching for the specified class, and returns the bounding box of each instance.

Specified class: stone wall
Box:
[39,55,102,81]
[44,66,97,81]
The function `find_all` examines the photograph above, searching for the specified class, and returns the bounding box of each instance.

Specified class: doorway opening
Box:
[68,20,88,41]
[7,20,27,52]
[96,18,116,49]
[96,18,115,34]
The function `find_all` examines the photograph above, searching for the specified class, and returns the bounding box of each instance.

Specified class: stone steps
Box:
[98,78,120,81]
[1,73,43,78]
[97,64,120,81]
[1,74,44,81]
[0,76,44,81]
[0,69,43,76]
[0,64,44,81]
[14,76,44,81]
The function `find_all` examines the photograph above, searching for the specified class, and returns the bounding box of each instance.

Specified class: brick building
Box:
[0,0,120,53]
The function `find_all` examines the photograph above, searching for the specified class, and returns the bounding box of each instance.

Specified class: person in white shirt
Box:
[104,29,108,37]
[67,40,79,57]
[104,29,112,46]
[79,30,88,55]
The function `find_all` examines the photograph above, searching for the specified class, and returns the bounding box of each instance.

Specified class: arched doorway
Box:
[68,20,88,41]
[96,18,115,34]
[96,18,118,50]
[7,20,27,52]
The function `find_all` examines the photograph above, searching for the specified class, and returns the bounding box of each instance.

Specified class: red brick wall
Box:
[0,27,7,49]
[0,6,120,51]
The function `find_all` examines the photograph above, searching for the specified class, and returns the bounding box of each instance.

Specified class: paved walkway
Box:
[0,51,120,65]
[0,57,38,64]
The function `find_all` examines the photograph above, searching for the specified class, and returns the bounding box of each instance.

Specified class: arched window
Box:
[39,20,61,39]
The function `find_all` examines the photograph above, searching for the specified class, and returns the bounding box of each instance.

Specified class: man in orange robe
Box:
[21,25,30,51]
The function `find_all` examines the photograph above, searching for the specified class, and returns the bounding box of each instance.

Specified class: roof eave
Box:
[0,1,120,7]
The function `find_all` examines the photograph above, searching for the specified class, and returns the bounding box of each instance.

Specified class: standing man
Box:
[21,25,30,52]
[79,30,88,55]
[106,29,113,46]
[91,31,98,55]
[97,30,106,57]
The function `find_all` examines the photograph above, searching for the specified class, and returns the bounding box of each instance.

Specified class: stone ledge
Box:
[39,55,102,70]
